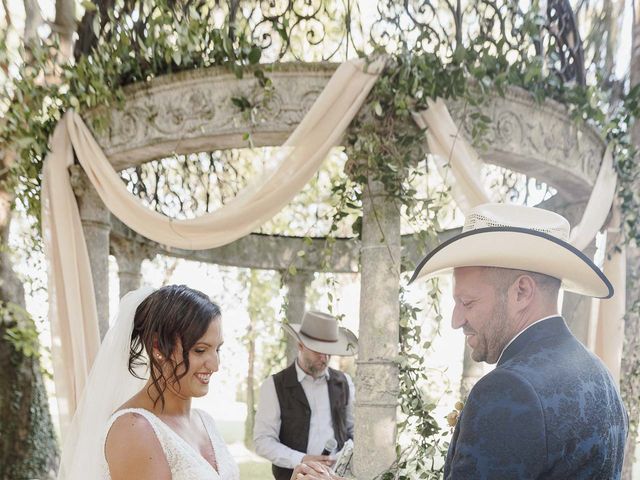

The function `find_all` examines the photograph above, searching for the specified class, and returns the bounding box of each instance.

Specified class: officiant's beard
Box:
[299,345,330,379]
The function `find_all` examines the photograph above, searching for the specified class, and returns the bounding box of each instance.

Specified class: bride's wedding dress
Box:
[103,408,240,480]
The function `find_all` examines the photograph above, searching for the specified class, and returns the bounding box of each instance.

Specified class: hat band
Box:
[300,329,338,343]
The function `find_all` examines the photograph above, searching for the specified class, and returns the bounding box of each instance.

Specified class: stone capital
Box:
[110,236,154,275]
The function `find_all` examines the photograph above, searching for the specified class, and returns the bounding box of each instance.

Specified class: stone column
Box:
[460,343,484,399]
[70,166,111,339]
[110,237,149,298]
[353,178,400,479]
[562,240,597,346]
[283,270,314,364]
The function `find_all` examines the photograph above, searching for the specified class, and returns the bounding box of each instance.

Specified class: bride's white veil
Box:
[57,286,155,480]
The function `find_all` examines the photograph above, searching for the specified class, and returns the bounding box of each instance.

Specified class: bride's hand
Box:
[291,461,345,480]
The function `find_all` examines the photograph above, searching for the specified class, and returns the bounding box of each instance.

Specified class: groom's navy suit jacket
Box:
[445,316,628,479]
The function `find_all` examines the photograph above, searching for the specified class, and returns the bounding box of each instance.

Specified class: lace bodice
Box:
[103,408,240,480]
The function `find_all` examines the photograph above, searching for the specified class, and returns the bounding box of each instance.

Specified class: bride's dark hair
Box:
[128,284,221,409]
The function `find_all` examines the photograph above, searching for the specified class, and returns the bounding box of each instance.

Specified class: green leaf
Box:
[172,50,182,66]
[373,101,383,117]
[248,46,262,65]
[81,0,97,11]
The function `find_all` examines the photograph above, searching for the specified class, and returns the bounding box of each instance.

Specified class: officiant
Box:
[254,311,358,480]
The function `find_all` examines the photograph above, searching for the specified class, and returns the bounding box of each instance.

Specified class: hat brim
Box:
[409,226,613,299]
[284,323,359,356]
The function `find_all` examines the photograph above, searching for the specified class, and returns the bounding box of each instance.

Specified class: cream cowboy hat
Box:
[284,311,359,356]
[409,203,613,299]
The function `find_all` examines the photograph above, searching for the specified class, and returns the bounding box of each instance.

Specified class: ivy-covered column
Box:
[353,177,400,478]
[283,270,314,364]
[70,166,111,339]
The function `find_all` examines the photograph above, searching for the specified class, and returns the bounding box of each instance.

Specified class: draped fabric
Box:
[42,58,383,435]
[595,203,626,385]
[413,99,491,212]
[42,57,624,436]
[42,124,102,434]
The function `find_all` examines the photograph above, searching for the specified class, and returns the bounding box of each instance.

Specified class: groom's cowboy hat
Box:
[409,203,613,299]
[284,311,358,356]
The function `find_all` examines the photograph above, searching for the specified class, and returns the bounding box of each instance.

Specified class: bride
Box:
[57,285,340,480]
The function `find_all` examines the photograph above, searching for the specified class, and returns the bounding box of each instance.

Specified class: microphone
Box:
[321,438,337,456]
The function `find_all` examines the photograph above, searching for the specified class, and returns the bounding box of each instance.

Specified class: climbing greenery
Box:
[341,5,640,475]
[1,0,264,229]
[1,301,42,360]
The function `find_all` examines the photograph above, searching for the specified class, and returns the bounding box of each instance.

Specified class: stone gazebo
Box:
[75,62,605,478]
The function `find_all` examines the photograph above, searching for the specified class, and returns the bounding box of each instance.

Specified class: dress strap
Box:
[104,408,172,466]
[106,408,164,437]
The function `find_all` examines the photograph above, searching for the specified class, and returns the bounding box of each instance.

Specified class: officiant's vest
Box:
[271,362,351,480]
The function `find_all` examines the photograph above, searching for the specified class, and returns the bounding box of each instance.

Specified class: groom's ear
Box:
[512,274,536,309]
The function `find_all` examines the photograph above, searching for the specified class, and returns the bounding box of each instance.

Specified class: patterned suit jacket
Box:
[444,316,628,479]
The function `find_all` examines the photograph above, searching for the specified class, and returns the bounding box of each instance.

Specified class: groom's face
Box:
[452,267,512,364]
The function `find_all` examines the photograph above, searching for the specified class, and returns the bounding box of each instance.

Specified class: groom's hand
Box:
[301,454,334,467]
[292,461,344,480]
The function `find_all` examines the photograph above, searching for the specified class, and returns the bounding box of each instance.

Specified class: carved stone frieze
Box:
[85,63,338,171]
[86,63,605,201]
[447,86,605,201]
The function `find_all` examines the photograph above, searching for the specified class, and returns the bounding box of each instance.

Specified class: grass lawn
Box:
[239,461,272,479]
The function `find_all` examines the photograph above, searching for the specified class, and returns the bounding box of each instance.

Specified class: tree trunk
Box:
[22,0,43,44]
[0,154,58,479]
[54,0,76,58]
[244,319,256,451]
[243,269,259,451]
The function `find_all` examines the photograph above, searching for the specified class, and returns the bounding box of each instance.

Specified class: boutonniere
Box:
[446,401,465,428]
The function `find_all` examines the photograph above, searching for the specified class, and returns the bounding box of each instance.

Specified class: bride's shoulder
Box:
[106,409,159,449]
[105,409,169,478]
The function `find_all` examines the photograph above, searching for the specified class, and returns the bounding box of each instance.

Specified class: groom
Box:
[410,203,628,479]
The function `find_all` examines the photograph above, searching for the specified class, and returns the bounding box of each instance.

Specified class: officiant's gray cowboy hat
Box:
[409,203,613,299]
[284,311,358,356]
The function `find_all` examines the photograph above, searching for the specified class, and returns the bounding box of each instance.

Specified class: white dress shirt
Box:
[253,361,355,469]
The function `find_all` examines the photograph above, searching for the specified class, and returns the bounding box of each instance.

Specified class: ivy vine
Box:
[1,0,265,232]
